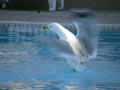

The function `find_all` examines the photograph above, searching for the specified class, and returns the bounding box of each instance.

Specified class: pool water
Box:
[0,26,120,90]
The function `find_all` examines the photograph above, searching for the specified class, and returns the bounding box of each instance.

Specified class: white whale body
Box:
[48,21,98,72]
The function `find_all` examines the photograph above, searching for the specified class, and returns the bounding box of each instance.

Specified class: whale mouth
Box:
[48,24,54,32]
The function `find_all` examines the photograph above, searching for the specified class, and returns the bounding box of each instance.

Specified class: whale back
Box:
[48,23,76,41]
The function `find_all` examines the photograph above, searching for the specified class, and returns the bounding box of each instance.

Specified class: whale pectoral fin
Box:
[50,39,75,55]
[33,37,74,55]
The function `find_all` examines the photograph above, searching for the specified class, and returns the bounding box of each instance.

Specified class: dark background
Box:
[1,0,120,11]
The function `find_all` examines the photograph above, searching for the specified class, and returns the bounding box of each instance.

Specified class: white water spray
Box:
[48,19,99,72]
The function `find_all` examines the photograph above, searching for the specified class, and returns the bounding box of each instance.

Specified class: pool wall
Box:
[0,21,120,32]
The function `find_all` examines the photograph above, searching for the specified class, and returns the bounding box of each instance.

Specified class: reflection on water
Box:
[0,27,120,90]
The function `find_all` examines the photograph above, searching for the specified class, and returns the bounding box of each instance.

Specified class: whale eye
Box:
[49,25,53,27]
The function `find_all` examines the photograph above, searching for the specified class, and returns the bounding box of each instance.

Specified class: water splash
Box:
[48,18,99,72]
[73,17,99,58]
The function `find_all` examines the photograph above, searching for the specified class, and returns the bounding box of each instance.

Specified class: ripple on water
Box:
[0,28,120,90]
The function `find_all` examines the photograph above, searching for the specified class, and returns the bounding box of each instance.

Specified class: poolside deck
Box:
[0,10,120,24]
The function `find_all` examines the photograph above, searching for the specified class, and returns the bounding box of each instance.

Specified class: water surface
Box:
[0,27,120,90]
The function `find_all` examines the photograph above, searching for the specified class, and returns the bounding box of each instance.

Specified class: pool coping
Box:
[0,20,120,31]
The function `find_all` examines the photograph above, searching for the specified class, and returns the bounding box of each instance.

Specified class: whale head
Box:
[48,23,76,41]
[48,23,61,34]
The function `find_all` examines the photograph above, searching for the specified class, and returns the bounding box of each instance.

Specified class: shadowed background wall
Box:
[65,0,120,11]
[5,0,120,11]
[7,0,49,10]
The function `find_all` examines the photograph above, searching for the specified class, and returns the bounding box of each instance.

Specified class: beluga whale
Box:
[48,19,99,72]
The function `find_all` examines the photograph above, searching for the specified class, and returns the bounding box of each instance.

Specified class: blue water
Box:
[0,27,120,90]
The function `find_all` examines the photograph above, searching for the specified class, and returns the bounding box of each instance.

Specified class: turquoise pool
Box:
[0,25,120,90]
